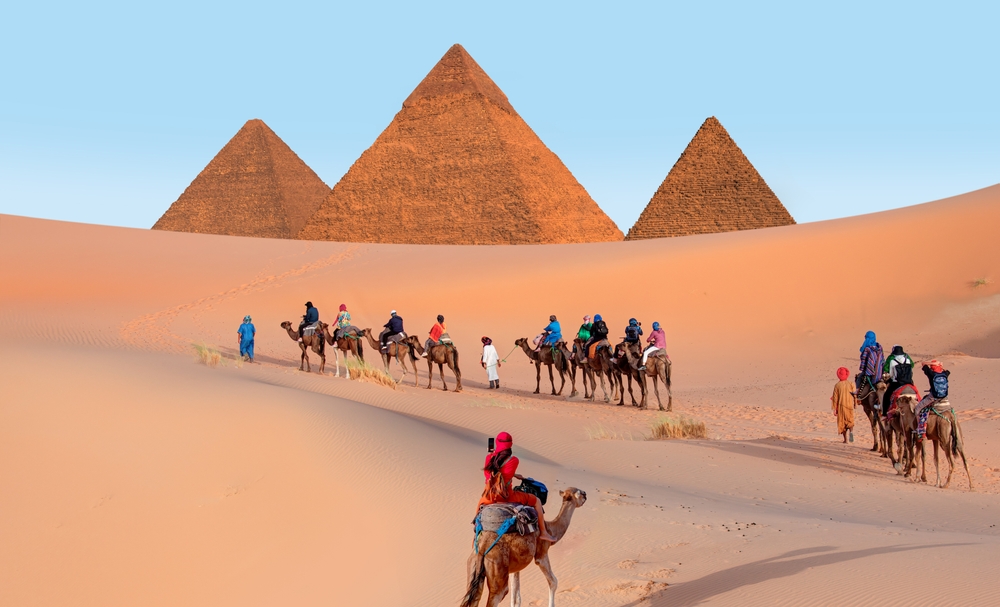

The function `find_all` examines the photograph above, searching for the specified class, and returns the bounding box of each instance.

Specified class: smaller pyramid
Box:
[626,117,794,240]
[153,119,329,239]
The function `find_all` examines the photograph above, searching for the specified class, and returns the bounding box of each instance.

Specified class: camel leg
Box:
[452,358,463,392]
[439,363,449,391]
[933,439,942,487]
[426,358,434,389]
[535,553,558,607]
[653,375,664,411]
[869,412,879,452]
[919,439,928,483]
[600,373,610,403]
[548,364,557,396]
[510,571,520,607]
[942,434,955,489]
[557,365,566,396]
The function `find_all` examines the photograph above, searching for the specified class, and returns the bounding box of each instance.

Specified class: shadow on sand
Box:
[621,543,972,606]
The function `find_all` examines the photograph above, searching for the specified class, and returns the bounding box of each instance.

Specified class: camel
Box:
[611,342,642,407]
[461,488,587,607]
[514,338,576,397]
[572,338,612,403]
[885,389,918,477]
[855,373,886,453]
[623,343,672,411]
[362,328,420,386]
[569,340,592,400]
[409,336,463,392]
[913,398,973,490]
[280,321,326,373]
[321,322,364,379]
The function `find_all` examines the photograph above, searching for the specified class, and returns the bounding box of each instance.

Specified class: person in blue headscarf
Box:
[238,315,256,362]
[537,315,562,350]
[858,330,883,396]
[584,313,609,357]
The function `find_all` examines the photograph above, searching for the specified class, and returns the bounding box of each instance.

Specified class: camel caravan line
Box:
[856,373,973,491]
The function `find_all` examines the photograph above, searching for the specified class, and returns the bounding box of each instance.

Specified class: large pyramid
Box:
[625,117,794,240]
[153,119,329,239]
[298,44,623,245]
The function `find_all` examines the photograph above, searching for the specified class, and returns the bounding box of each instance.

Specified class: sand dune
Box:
[2,184,999,605]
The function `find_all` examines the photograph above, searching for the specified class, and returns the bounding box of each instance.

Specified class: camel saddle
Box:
[886,384,920,417]
[302,322,320,337]
[588,339,610,360]
[475,503,538,537]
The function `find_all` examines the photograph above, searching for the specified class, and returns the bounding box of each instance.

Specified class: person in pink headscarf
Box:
[831,367,856,443]
[478,432,556,542]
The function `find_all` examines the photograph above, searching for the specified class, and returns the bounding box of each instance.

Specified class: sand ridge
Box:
[2,184,1000,605]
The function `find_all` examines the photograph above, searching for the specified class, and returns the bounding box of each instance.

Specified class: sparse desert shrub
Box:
[347,358,397,389]
[647,413,707,440]
[972,277,991,288]
[192,343,223,367]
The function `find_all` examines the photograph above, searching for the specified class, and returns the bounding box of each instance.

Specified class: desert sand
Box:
[2,184,999,606]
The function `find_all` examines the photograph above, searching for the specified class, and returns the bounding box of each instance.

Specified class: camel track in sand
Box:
[119,245,359,353]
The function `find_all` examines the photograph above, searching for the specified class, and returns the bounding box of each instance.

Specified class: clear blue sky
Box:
[1,0,997,232]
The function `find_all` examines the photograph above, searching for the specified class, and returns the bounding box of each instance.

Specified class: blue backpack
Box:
[930,372,949,399]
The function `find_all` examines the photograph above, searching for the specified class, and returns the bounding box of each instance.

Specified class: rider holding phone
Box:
[478,431,557,542]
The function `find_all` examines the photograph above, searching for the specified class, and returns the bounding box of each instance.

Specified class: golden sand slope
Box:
[2,184,1000,606]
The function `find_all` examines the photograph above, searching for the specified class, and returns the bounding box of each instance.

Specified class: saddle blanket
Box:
[588,339,610,359]
[387,332,407,344]
[887,384,920,416]
[476,504,538,536]
[302,322,320,337]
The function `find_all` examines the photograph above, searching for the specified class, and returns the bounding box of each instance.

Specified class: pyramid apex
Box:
[403,44,515,114]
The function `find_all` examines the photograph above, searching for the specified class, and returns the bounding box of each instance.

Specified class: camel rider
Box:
[858,330,884,398]
[916,360,950,439]
[577,315,592,341]
[881,345,914,417]
[639,321,666,370]
[624,318,643,345]
[478,432,557,543]
[422,315,447,357]
[379,310,404,351]
[585,314,609,357]
[298,301,319,342]
[333,304,354,340]
[536,315,561,351]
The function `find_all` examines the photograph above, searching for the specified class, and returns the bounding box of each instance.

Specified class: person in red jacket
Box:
[422,314,447,358]
[478,432,557,542]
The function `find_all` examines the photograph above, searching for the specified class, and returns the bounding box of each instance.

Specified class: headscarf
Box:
[390,310,397,316]
[243,315,252,323]
[482,336,492,346]
[583,315,591,322]
[496,431,512,451]
[339,304,347,312]
[860,330,876,352]
[594,314,603,322]
[652,321,660,331]
[924,359,943,373]
[628,318,638,327]
[305,301,313,308]
[837,367,850,381]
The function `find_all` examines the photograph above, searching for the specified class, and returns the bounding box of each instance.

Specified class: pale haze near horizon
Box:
[0,0,997,233]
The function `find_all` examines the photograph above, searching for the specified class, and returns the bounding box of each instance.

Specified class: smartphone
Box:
[488,437,495,452]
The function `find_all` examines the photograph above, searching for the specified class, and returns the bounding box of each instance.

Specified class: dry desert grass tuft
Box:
[192,343,223,367]
[972,277,991,288]
[347,358,397,389]
[586,423,639,441]
[648,414,708,440]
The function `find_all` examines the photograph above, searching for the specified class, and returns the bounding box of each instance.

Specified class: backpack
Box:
[930,371,949,399]
[893,357,913,384]
[625,325,640,341]
[514,477,548,506]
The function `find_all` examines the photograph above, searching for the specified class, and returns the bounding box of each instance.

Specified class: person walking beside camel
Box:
[831,367,856,443]
[481,336,500,388]
[237,315,255,362]
[478,432,556,543]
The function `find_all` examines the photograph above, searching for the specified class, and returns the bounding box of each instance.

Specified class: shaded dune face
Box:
[153,119,329,239]
[297,44,623,245]
[626,117,795,240]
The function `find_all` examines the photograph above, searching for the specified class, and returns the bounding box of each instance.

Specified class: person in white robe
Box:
[481,336,501,389]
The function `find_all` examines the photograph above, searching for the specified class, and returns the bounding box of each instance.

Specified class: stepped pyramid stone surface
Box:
[625,117,794,240]
[153,119,329,239]
[298,44,623,245]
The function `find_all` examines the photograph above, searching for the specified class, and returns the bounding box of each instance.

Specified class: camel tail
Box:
[453,346,460,373]
[460,552,487,607]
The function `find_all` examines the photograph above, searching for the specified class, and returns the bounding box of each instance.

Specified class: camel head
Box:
[559,487,587,508]
[897,394,919,415]
[280,321,292,331]
[515,338,528,348]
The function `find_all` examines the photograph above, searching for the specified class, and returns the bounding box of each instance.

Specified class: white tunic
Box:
[482,344,500,381]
